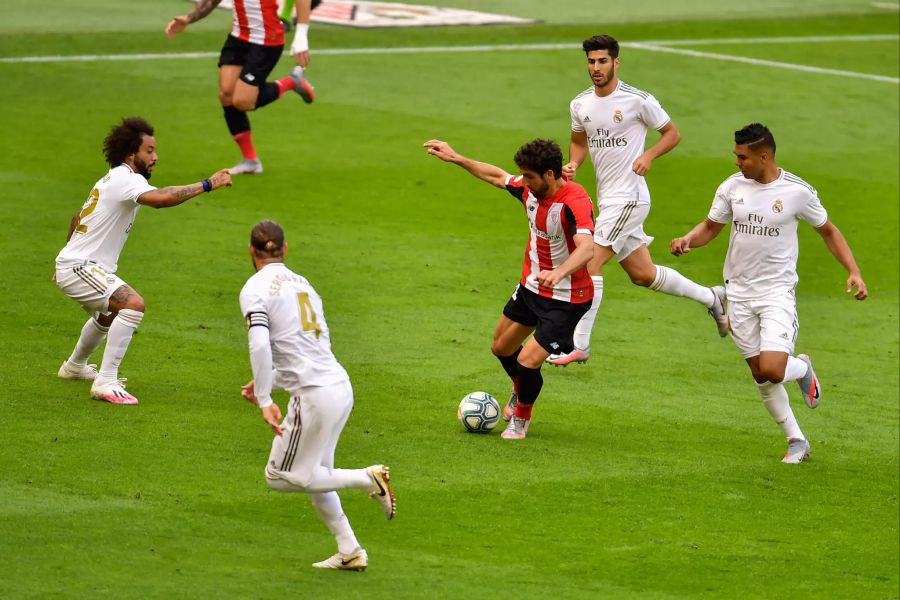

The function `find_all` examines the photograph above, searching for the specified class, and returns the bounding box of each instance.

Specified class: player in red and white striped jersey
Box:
[424,138,595,440]
[166,0,318,175]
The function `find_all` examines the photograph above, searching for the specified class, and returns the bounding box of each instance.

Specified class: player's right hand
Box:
[262,404,284,435]
[562,161,578,179]
[166,16,190,38]
[209,169,233,189]
[423,140,457,162]
[670,237,691,256]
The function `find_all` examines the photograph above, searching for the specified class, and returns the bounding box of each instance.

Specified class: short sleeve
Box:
[797,190,828,228]
[567,186,595,234]
[570,100,585,133]
[122,173,156,204]
[505,174,528,204]
[707,181,733,224]
[639,94,671,131]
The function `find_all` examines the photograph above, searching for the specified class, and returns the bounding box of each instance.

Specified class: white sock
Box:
[649,265,715,307]
[758,381,804,440]
[306,467,373,493]
[309,492,360,555]
[572,275,603,351]
[781,356,809,383]
[67,318,109,366]
[97,309,143,383]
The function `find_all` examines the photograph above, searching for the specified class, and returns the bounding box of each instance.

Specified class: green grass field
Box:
[1,1,898,598]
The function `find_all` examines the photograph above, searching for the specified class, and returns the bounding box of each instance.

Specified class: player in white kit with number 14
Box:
[671,124,868,463]
[239,220,395,571]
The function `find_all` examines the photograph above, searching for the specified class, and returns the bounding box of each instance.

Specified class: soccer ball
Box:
[458,391,500,433]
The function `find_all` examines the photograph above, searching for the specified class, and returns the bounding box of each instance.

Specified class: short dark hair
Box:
[514,139,563,179]
[582,34,620,58]
[103,117,154,167]
[734,123,776,155]
[251,220,285,257]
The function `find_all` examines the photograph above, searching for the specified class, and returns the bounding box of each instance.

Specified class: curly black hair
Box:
[514,139,563,178]
[102,117,154,167]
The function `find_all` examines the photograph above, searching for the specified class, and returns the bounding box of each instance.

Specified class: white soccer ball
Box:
[458,391,500,433]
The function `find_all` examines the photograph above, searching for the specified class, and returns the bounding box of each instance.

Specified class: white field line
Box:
[871,2,899,10]
[628,42,899,84]
[0,34,897,84]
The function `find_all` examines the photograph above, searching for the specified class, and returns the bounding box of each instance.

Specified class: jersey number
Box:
[297,293,323,339]
[74,188,100,234]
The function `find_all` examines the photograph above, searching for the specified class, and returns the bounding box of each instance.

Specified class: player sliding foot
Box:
[290,67,315,104]
[782,437,810,464]
[546,348,590,366]
[312,547,368,571]
[367,465,395,520]
[90,380,138,405]
[502,391,518,422]
[708,286,729,337]
[57,361,99,381]
[796,353,820,408]
[228,158,263,175]
[500,415,530,440]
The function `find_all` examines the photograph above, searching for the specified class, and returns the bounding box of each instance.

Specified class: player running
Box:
[424,138,595,439]
[548,34,726,366]
[166,0,316,175]
[55,117,231,404]
[670,123,868,463]
[239,220,395,570]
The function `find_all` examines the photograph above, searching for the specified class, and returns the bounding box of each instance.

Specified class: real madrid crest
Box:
[772,199,783,214]
[613,109,623,123]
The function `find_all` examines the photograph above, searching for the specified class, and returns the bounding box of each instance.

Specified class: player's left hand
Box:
[535,269,561,289]
[423,140,458,162]
[847,273,868,300]
[166,16,190,38]
[262,404,284,435]
[293,50,310,67]
[632,153,653,176]
[209,169,233,189]
[241,380,257,404]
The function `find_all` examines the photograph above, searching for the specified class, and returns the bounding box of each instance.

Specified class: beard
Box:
[134,157,153,180]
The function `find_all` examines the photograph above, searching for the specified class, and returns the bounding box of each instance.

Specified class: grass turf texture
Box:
[0,2,898,598]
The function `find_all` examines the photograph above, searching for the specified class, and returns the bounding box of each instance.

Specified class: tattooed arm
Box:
[166,0,224,37]
[137,169,232,208]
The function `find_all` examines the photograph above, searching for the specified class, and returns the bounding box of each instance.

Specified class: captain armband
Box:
[246,311,269,330]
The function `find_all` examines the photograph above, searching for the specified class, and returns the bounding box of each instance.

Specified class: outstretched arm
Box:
[166,0,224,37]
[815,220,868,300]
[633,120,681,176]
[423,140,511,189]
[137,169,232,209]
[670,218,726,256]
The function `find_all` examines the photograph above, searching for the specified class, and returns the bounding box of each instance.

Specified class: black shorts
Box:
[502,284,590,355]
[218,35,283,87]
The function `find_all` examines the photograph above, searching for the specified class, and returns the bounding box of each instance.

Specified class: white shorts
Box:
[265,380,354,486]
[594,201,653,261]
[728,295,799,358]
[55,260,127,315]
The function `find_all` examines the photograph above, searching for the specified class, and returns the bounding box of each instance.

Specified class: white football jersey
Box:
[240,263,349,393]
[708,169,828,302]
[570,80,670,205]
[55,164,155,273]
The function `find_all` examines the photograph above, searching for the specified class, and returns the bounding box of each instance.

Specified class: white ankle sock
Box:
[309,492,360,555]
[781,356,809,383]
[97,309,143,383]
[758,381,804,440]
[68,318,109,366]
[649,265,715,307]
[572,275,603,351]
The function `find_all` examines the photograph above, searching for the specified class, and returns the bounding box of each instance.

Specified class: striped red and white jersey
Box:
[505,175,595,303]
[230,0,284,46]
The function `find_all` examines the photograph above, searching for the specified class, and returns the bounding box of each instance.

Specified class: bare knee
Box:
[751,367,784,384]
[629,270,656,287]
[109,285,145,314]
[219,91,233,106]
[232,98,255,112]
